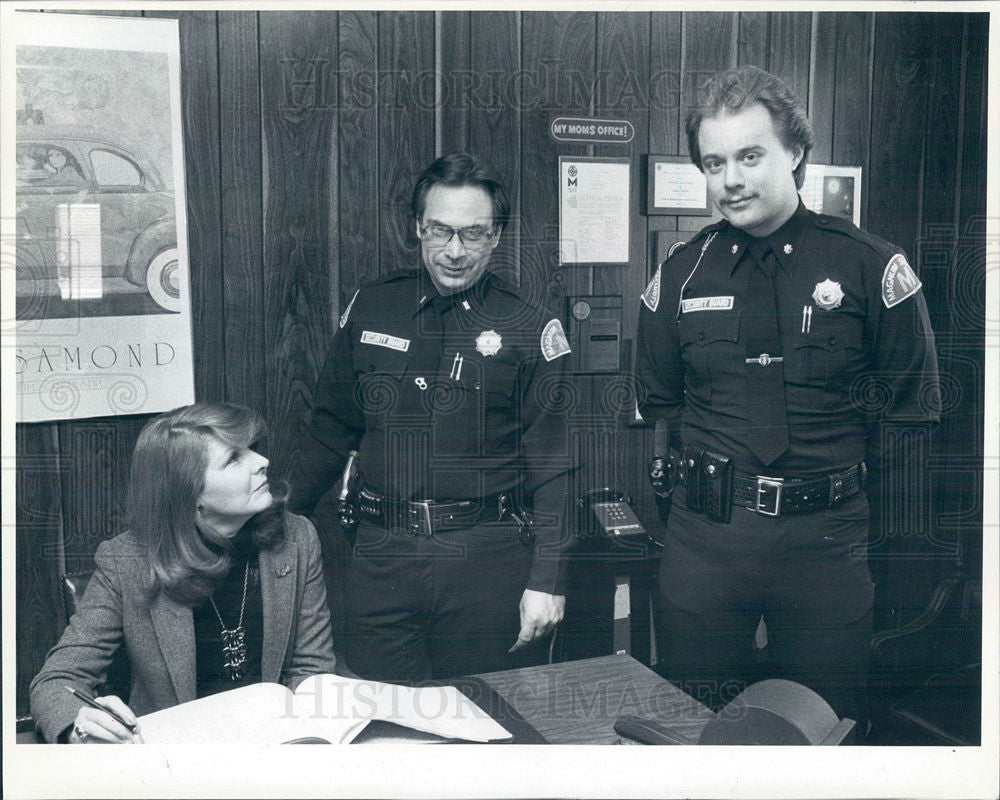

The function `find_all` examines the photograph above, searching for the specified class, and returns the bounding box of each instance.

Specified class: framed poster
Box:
[799,164,862,226]
[558,156,631,265]
[7,12,194,422]
[646,154,710,216]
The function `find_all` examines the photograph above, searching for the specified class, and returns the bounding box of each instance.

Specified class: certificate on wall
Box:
[646,155,711,215]
[6,12,194,422]
[799,164,862,226]
[558,157,631,265]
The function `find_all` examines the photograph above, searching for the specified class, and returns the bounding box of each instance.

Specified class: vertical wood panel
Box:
[594,12,651,529]
[738,12,768,68]
[15,426,65,716]
[768,12,811,105]
[647,12,683,257]
[868,13,929,252]
[148,10,225,402]
[339,11,380,292]
[438,11,471,156]
[946,13,988,574]
[918,14,963,335]
[219,11,266,409]
[259,12,340,473]
[378,11,435,276]
[469,11,520,284]
[520,11,596,512]
[808,13,836,164]
[833,13,873,225]
[520,12,595,302]
[594,12,650,339]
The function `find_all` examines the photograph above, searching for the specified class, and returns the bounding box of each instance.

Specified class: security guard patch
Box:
[642,265,662,312]
[881,254,922,309]
[339,289,359,328]
[681,296,734,313]
[541,318,571,361]
[360,330,410,352]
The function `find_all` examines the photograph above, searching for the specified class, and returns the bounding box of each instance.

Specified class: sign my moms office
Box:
[550,117,634,144]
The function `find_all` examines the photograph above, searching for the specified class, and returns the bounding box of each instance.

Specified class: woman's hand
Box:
[68,696,141,744]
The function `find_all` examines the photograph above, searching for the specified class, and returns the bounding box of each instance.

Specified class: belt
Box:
[358,485,525,537]
[671,445,865,518]
[730,464,865,516]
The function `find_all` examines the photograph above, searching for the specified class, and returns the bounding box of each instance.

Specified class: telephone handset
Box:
[576,488,649,544]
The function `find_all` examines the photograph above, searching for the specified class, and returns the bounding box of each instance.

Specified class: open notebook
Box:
[137,674,513,744]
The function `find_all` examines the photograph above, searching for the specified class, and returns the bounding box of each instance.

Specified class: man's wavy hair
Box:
[686,65,814,189]
[128,402,287,605]
[410,152,510,233]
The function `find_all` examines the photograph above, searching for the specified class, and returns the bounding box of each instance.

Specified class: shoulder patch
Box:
[339,289,360,328]
[642,265,662,312]
[540,318,571,362]
[881,254,922,308]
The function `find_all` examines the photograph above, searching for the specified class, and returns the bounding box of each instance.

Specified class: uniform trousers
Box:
[654,482,874,726]
[343,518,545,682]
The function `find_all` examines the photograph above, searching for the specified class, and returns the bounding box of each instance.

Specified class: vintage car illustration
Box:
[16,124,180,315]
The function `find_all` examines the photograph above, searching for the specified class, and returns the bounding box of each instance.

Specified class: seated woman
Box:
[30,402,338,743]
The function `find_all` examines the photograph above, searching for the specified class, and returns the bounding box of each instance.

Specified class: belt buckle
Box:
[408,500,434,536]
[755,476,783,516]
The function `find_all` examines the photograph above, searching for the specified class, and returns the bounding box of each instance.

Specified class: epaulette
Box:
[340,269,421,327]
[368,267,422,286]
[663,218,728,264]
[813,214,898,259]
[814,215,920,309]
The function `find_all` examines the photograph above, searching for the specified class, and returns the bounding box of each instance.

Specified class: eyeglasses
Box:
[418,223,496,247]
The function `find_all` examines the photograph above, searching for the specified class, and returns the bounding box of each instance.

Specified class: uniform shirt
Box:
[290,268,575,593]
[636,201,940,478]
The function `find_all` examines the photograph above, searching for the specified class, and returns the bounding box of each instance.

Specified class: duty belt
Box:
[730,464,865,516]
[358,485,532,539]
[670,445,864,521]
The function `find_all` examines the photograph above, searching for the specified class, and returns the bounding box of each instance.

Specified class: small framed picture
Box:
[646,155,711,216]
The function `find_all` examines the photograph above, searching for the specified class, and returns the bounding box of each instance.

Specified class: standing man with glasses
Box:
[635,66,940,727]
[290,153,574,681]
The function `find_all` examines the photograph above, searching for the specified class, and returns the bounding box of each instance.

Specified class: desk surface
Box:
[15,655,713,745]
[476,654,715,745]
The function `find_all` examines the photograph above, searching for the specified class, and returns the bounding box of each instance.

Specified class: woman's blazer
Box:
[29,513,338,742]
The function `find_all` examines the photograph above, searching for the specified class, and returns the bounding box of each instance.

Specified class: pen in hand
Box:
[64,685,140,739]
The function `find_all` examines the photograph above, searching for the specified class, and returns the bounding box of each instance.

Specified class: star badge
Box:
[475,329,502,357]
[812,279,845,310]
[783,243,793,255]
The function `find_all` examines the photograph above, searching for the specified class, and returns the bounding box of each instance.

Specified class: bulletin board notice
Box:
[558,157,631,265]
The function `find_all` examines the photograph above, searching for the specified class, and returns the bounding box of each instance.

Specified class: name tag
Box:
[681,296,734,313]
[360,330,410,352]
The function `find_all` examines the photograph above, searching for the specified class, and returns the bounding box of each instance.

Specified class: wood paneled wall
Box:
[15,10,988,714]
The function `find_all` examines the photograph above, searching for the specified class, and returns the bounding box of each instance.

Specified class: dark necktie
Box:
[744,240,790,466]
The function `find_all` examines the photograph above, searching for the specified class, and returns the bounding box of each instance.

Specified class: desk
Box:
[476,654,714,744]
[16,655,713,746]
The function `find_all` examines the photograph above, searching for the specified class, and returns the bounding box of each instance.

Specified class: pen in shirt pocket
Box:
[801,304,812,334]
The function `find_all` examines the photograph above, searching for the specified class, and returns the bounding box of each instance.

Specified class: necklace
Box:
[208,560,250,681]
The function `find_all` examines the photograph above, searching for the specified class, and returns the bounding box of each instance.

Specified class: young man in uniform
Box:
[635,66,940,725]
[290,153,574,681]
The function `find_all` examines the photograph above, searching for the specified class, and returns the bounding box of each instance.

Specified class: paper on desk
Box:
[292,674,512,743]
